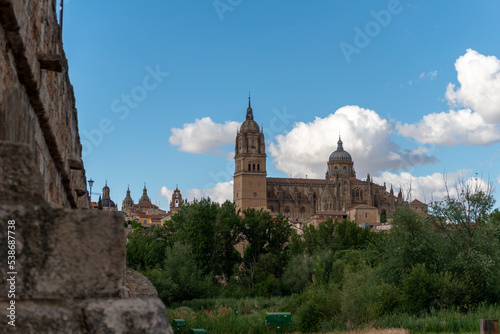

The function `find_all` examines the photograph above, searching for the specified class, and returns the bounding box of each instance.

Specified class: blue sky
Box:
[62,0,500,210]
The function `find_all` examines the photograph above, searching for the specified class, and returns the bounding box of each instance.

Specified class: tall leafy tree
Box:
[167,198,241,278]
[429,178,500,301]
[237,209,291,291]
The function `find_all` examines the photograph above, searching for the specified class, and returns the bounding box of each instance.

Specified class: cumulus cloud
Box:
[185,181,233,204]
[169,117,241,153]
[373,170,491,203]
[445,49,500,124]
[268,105,437,178]
[397,108,500,145]
[398,50,500,146]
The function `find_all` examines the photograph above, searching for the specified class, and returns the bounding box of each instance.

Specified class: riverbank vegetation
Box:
[126,179,500,332]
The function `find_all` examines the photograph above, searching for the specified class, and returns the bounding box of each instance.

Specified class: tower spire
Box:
[337,135,343,150]
[246,93,253,120]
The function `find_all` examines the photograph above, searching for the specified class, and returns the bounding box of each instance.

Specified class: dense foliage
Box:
[126,180,500,332]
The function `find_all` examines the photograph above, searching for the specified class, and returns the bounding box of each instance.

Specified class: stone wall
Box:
[0,0,88,209]
[0,1,173,332]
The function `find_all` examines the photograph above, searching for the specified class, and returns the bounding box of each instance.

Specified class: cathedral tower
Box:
[122,186,134,211]
[139,183,151,203]
[170,187,183,214]
[325,137,356,211]
[233,97,267,212]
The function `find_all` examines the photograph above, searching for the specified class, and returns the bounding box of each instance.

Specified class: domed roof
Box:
[240,119,260,132]
[329,137,352,162]
[102,198,116,208]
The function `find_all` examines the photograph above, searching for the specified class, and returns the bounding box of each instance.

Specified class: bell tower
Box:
[233,96,267,212]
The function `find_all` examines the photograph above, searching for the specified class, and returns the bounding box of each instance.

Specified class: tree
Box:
[429,177,500,301]
[125,226,171,270]
[167,198,241,278]
[332,219,372,252]
[430,177,495,256]
[146,243,219,305]
[377,203,448,285]
[236,209,292,291]
[97,195,103,210]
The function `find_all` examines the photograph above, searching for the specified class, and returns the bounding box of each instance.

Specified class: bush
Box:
[145,243,220,305]
[401,263,472,314]
[294,283,341,333]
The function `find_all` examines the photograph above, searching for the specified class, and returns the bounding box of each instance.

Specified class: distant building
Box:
[233,98,427,227]
[101,181,118,212]
[120,184,183,228]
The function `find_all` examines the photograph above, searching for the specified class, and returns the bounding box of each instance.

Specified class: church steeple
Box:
[139,183,150,203]
[122,185,134,211]
[246,93,253,120]
[234,94,267,212]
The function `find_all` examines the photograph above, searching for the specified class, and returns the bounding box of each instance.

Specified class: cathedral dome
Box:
[240,119,260,132]
[329,137,352,162]
[102,198,116,208]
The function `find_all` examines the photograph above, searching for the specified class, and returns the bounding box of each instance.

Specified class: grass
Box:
[168,298,499,333]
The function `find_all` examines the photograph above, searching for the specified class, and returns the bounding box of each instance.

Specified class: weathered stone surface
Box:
[0,1,174,332]
[81,298,174,334]
[0,141,44,204]
[122,267,159,298]
[0,0,89,209]
[0,205,125,300]
[0,301,81,334]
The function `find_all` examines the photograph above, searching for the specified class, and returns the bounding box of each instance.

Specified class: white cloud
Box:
[419,70,437,80]
[160,182,233,207]
[159,186,174,207]
[169,117,241,153]
[267,105,437,179]
[185,181,233,204]
[373,170,490,203]
[397,108,500,145]
[445,49,500,124]
[398,50,500,146]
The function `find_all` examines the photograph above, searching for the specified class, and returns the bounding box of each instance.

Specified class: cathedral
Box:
[233,98,427,226]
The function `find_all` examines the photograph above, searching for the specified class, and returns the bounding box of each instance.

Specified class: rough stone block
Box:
[0,205,125,300]
[81,298,173,334]
[0,141,44,204]
[0,301,81,334]
[122,267,158,298]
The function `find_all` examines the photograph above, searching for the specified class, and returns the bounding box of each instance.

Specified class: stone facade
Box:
[234,101,427,225]
[0,1,172,332]
[233,98,268,211]
[0,0,89,209]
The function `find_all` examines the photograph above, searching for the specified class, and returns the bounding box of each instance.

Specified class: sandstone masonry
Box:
[0,1,172,332]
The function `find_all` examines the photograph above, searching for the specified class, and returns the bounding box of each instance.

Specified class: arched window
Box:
[360,190,363,199]
[257,164,260,171]
[301,206,306,213]
[356,189,359,197]
[270,205,274,212]
[285,206,290,213]
[253,164,256,171]
[343,166,347,174]
[334,166,338,172]
[248,164,251,171]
